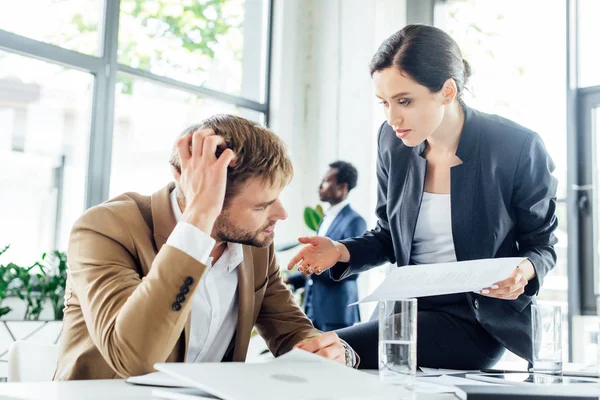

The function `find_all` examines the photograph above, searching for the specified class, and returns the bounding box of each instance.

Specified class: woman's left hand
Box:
[477,259,536,300]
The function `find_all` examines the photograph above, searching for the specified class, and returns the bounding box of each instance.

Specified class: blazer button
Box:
[172,302,182,311]
[474,299,480,310]
[184,277,194,286]
[180,285,190,295]
[176,294,186,303]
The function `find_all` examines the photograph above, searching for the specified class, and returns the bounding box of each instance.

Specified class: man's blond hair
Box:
[170,115,293,205]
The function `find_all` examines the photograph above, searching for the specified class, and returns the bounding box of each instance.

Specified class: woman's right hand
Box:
[286,236,346,276]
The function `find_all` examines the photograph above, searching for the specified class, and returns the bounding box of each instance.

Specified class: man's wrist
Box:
[181,208,218,235]
[339,338,358,368]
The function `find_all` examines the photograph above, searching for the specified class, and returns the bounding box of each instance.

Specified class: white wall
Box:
[271,0,407,241]
[270,0,407,319]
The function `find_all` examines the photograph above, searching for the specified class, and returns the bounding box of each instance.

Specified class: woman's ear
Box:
[442,78,458,104]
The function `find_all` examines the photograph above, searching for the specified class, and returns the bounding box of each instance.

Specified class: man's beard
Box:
[212,211,275,248]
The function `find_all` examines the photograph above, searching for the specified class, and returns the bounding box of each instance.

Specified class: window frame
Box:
[0,0,274,212]
[421,0,590,361]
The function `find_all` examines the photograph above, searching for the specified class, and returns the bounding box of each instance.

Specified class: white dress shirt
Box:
[166,189,242,362]
[411,192,457,264]
[317,199,350,236]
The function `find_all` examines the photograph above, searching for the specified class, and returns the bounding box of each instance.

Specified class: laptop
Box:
[154,349,411,400]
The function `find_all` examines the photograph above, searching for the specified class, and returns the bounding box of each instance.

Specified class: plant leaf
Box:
[303,207,321,232]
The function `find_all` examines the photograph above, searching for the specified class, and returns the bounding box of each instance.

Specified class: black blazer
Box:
[330,106,558,362]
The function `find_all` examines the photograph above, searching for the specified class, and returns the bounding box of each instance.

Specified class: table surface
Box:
[0,379,459,400]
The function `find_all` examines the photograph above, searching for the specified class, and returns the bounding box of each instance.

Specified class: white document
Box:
[127,371,194,388]
[155,349,414,400]
[353,257,523,304]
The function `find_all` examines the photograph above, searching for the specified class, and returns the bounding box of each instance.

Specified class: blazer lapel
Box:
[324,205,349,238]
[150,182,177,256]
[233,246,254,361]
[450,160,478,261]
[451,106,480,261]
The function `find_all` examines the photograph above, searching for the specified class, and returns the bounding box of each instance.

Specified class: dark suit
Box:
[289,204,366,331]
[332,106,558,369]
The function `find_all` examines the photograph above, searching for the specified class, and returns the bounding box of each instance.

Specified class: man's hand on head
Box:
[175,129,236,235]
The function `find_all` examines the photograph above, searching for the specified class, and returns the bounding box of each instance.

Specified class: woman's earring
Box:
[446,99,450,103]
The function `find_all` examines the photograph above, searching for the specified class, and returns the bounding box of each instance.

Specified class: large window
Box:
[578,0,600,88]
[434,0,568,360]
[110,76,263,197]
[0,52,93,265]
[0,0,103,56]
[0,0,272,263]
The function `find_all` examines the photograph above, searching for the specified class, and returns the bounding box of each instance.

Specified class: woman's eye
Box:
[399,99,411,106]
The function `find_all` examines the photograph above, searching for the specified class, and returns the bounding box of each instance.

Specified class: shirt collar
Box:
[325,199,350,219]
[170,188,242,273]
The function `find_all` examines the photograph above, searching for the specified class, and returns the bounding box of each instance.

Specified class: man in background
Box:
[286,161,366,331]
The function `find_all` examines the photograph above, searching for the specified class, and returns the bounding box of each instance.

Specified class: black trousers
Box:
[336,308,505,370]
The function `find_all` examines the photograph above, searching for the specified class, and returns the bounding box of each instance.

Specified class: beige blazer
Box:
[54,183,320,380]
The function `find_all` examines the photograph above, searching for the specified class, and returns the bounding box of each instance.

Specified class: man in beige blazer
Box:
[54,115,355,380]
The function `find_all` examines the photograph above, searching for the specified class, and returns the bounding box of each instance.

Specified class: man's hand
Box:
[477,259,536,300]
[175,128,236,234]
[293,332,346,364]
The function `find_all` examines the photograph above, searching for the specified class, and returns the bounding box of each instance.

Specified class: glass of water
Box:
[378,299,417,385]
[531,303,562,374]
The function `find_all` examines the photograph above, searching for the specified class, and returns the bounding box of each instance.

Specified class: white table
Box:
[0,379,460,400]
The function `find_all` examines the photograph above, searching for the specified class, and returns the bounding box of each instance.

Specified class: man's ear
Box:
[337,183,349,198]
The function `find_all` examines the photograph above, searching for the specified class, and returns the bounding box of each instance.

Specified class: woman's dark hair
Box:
[369,24,471,104]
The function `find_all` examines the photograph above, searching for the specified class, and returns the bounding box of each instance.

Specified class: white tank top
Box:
[411,192,457,265]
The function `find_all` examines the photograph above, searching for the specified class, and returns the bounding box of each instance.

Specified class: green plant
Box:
[9,259,46,321]
[39,251,69,321]
[303,205,324,232]
[0,245,68,321]
[0,245,12,318]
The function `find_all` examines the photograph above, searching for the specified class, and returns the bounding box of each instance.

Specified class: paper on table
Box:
[352,257,524,304]
[127,371,195,388]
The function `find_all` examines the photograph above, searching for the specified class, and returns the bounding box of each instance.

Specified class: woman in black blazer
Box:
[288,24,558,369]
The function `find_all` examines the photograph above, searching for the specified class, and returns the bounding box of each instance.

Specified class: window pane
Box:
[435,0,568,359]
[117,0,268,102]
[0,51,93,265]
[110,74,264,197]
[0,0,103,56]
[579,0,600,88]
[594,107,600,295]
